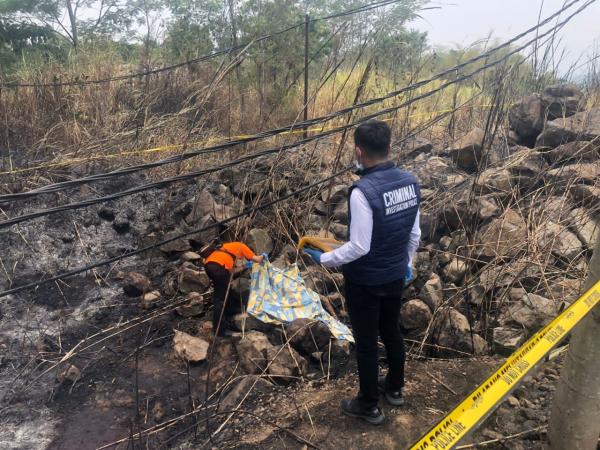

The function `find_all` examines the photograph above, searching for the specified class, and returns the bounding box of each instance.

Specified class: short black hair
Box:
[354,120,391,157]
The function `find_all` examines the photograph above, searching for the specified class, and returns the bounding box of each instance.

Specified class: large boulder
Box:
[408,155,452,188]
[493,327,525,355]
[178,267,211,294]
[544,141,599,164]
[570,184,600,207]
[509,85,583,147]
[287,319,332,355]
[536,221,583,260]
[321,185,348,205]
[443,258,468,284]
[541,84,583,120]
[439,193,500,231]
[547,163,600,185]
[419,273,444,311]
[123,272,152,297]
[247,228,274,255]
[235,331,307,382]
[568,208,599,249]
[173,330,209,362]
[264,345,307,383]
[502,291,558,331]
[432,307,488,355]
[400,299,433,330]
[536,107,600,148]
[506,148,549,189]
[478,258,543,292]
[159,232,192,253]
[475,167,513,194]
[235,331,273,374]
[509,94,545,146]
[186,190,217,224]
[186,214,219,244]
[448,128,484,172]
[401,136,433,157]
[475,209,528,260]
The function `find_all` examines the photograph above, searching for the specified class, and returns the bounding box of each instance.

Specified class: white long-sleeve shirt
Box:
[320,187,421,268]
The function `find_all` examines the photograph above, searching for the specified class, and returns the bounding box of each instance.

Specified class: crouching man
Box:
[200,241,264,337]
[304,120,421,424]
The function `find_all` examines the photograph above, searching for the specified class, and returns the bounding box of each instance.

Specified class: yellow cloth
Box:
[298,236,344,252]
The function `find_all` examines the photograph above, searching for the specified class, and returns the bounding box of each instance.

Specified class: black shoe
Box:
[340,398,385,425]
[378,376,405,406]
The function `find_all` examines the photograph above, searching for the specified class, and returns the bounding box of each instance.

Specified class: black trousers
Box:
[204,262,235,332]
[345,277,405,409]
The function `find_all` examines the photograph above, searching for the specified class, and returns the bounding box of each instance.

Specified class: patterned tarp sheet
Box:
[247,261,354,342]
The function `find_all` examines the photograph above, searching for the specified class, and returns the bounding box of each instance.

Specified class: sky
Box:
[409,0,600,74]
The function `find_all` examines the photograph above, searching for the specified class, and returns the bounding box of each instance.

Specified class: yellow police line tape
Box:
[409,279,600,450]
[0,104,493,176]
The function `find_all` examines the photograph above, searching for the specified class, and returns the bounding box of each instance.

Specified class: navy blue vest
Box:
[343,161,420,285]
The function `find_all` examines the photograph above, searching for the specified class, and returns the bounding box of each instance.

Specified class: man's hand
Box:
[252,254,265,264]
[304,247,323,264]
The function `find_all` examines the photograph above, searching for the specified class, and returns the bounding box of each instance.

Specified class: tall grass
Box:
[0,37,597,183]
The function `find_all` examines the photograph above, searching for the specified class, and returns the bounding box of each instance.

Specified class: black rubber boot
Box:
[378,376,404,406]
[340,398,385,425]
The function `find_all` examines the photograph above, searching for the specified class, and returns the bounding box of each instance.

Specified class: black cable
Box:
[0,168,349,299]
[0,1,592,297]
[0,0,587,203]
[0,102,462,299]
[0,0,406,89]
[0,0,592,228]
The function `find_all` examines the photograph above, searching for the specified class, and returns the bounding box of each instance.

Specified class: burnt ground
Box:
[28,352,564,450]
[1,143,593,449]
[1,279,565,450]
[195,356,565,450]
[0,167,228,449]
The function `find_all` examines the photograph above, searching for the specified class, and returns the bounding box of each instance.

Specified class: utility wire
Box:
[0,101,467,299]
[0,0,410,89]
[0,0,587,203]
[0,168,348,299]
[0,1,592,297]
[0,0,592,228]
[0,38,552,300]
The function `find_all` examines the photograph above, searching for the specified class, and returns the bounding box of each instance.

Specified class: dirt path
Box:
[219,358,501,450]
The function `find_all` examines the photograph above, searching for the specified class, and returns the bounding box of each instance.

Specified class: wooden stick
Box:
[427,372,458,395]
[455,426,546,449]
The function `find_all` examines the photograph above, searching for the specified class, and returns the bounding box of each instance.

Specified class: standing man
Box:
[304,120,421,424]
[201,241,264,336]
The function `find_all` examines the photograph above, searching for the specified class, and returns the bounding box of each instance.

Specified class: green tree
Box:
[0,0,140,48]
[0,18,60,69]
[163,0,228,61]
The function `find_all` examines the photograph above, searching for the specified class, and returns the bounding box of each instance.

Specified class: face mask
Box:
[355,149,365,172]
